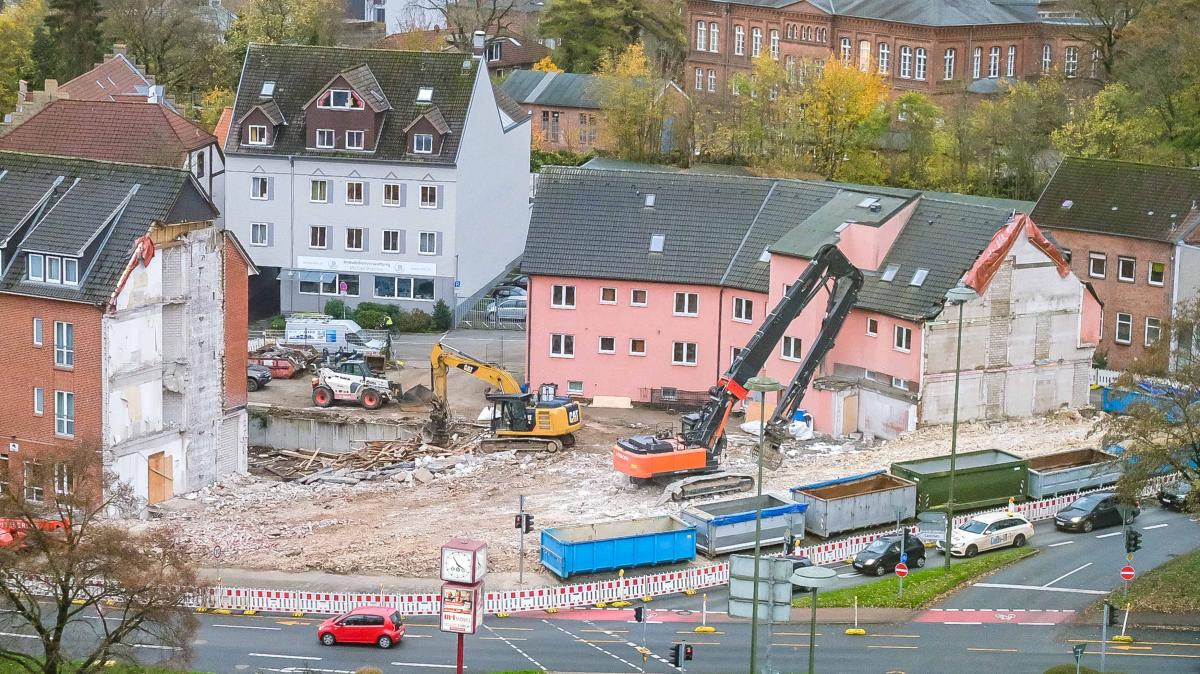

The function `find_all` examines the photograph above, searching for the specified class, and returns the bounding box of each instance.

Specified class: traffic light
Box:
[633,606,644,623]
[513,514,523,529]
[1104,601,1119,626]
[670,643,682,667]
[523,513,534,534]
[684,644,694,661]
[1124,529,1142,554]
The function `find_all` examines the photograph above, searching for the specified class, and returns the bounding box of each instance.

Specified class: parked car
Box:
[247,364,272,392]
[317,606,405,649]
[781,554,815,592]
[936,511,1033,557]
[853,534,926,576]
[486,296,527,322]
[1054,492,1138,532]
[1158,481,1192,511]
[491,284,528,300]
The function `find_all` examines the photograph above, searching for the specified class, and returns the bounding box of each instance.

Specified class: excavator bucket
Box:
[400,384,435,405]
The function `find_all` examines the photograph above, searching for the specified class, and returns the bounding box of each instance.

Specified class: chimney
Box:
[44,79,58,97]
[148,85,164,105]
[472,30,486,57]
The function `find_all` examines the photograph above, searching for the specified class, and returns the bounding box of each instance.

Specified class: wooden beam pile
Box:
[249,429,484,484]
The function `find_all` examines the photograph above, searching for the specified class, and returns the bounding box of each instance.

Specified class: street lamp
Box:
[745,375,784,674]
[790,566,836,674]
[943,282,978,571]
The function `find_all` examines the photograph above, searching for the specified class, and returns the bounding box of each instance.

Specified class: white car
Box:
[936,511,1034,558]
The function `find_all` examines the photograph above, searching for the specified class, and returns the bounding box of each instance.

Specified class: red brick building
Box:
[686,0,1097,98]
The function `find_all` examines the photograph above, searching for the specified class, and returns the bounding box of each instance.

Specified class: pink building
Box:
[523,167,1100,438]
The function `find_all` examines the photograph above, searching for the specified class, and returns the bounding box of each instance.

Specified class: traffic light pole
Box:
[518,494,525,585]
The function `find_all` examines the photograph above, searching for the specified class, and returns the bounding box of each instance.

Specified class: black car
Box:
[781,555,816,592]
[247,364,272,392]
[1054,492,1139,532]
[1157,481,1192,511]
[852,534,926,577]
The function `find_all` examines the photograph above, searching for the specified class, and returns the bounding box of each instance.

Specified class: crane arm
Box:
[430,341,525,405]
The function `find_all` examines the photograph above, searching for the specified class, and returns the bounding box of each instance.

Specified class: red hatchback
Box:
[317,606,405,649]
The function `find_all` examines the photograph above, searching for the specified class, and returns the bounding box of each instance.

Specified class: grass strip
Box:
[1118,546,1200,613]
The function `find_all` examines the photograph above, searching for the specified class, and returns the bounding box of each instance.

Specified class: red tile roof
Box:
[58,54,152,101]
[214,106,234,151]
[0,100,216,167]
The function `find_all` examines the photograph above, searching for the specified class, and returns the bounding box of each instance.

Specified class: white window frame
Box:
[707,69,716,93]
[566,380,584,395]
[673,291,699,317]
[309,225,328,250]
[54,390,74,437]
[382,229,401,253]
[1089,252,1107,278]
[631,289,648,306]
[915,47,927,80]
[346,130,365,150]
[23,461,43,502]
[629,338,647,356]
[251,176,269,200]
[972,47,982,79]
[694,67,703,91]
[1042,44,1052,73]
[753,28,763,58]
[250,222,269,246]
[696,21,707,51]
[27,253,44,281]
[1065,46,1079,77]
[345,181,364,205]
[1145,317,1162,346]
[54,463,72,497]
[320,89,361,110]
[878,42,890,74]
[735,25,745,55]
[899,46,912,78]
[414,133,433,154]
[781,335,802,362]
[247,125,267,145]
[46,256,61,283]
[839,37,850,62]
[551,284,576,309]
[598,336,616,354]
[418,231,437,255]
[54,321,73,368]
[1148,261,1166,287]
[1117,256,1136,282]
[770,30,780,60]
[944,48,955,80]
[33,318,42,346]
[709,22,719,53]
[733,297,753,323]
[310,179,328,203]
[383,183,401,206]
[34,387,43,416]
[345,227,364,252]
[1115,312,1133,345]
[671,341,698,366]
[316,129,335,148]
[1006,45,1016,77]
[866,317,878,336]
[894,325,912,353]
[63,259,78,285]
[600,287,617,305]
[988,46,1000,78]
[420,185,438,208]
[550,333,575,358]
[892,377,909,390]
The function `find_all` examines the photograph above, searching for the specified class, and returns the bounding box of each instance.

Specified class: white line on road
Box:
[1044,562,1092,587]
[482,624,545,672]
[1095,532,1123,539]
[389,664,463,670]
[132,644,181,651]
[1142,524,1169,530]
[213,624,283,631]
[974,583,1107,595]
[0,632,37,639]
[248,653,322,661]
[837,572,862,579]
[1048,541,1075,548]
[544,620,644,673]
[943,622,983,625]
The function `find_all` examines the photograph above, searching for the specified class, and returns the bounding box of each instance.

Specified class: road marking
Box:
[943,622,983,625]
[973,583,1107,595]
[544,620,645,672]
[488,627,534,631]
[403,634,432,638]
[483,624,545,672]
[1095,532,1123,539]
[1044,562,1092,587]
[1017,622,1056,626]
[132,644,179,650]
[213,624,283,631]
[968,648,1018,653]
[837,572,862,578]
[582,619,679,672]
[1142,524,1169,530]
[1070,639,1200,648]
[1048,541,1074,548]
[868,645,918,649]
[677,630,724,635]
[1099,652,1200,659]
[389,664,464,670]
[773,643,819,648]
[582,629,628,633]
[248,653,321,661]
[1109,645,1153,650]
[868,634,920,639]
[481,636,526,641]
[0,632,36,639]
[577,639,626,644]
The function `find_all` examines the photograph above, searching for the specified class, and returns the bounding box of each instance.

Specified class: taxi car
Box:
[935,511,1033,558]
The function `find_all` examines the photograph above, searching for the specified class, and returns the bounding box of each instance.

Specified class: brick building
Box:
[686,0,1097,99]
[0,152,254,506]
[1031,157,1200,371]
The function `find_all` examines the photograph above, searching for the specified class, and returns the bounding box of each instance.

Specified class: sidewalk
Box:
[199,566,562,593]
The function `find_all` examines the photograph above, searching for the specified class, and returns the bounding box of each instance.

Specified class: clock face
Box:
[442,549,473,582]
[474,547,488,579]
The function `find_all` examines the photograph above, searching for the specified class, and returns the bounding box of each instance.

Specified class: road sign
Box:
[1073,643,1086,662]
[1120,565,1135,581]
[894,563,909,578]
[899,552,908,564]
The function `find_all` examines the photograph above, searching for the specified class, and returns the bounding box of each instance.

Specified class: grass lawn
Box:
[792,546,1038,609]
[1120,546,1200,613]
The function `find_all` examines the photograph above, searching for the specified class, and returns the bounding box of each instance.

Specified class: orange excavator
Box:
[613,244,863,499]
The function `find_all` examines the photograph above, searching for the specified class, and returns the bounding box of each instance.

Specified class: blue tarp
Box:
[707,502,807,527]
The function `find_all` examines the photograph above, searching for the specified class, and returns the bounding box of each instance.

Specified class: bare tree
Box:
[0,445,200,674]
[414,0,516,51]
[102,0,221,92]
[1061,0,1148,78]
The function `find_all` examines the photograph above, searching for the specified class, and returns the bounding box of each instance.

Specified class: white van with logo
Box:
[284,315,386,354]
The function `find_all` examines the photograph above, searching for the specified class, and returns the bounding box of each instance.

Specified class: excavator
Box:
[613,244,864,500]
[429,341,583,452]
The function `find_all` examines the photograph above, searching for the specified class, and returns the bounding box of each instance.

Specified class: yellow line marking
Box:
[678,630,724,635]
[1103,652,1200,659]
[968,648,1019,653]
[868,645,919,650]
[1070,640,1200,648]
[1110,645,1153,651]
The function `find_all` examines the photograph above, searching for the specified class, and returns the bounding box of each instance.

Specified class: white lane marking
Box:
[213,624,283,631]
[943,622,983,625]
[974,582,1107,595]
[1142,524,1169,530]
[133,644,180,650]
[248,653,322,661]
[1044,562,1093,588]
[1018,622,1056,626]
[542,619,644,672]
[389,665,462,670]
[583,619,679,672]
[482,624,545,672]
[260,667,353,674]
[837,572,862,579]
[1048,541,1075,548]
[1095,532,1123,539]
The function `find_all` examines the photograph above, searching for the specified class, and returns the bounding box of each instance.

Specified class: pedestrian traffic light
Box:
[522,513,534,534]
[513,514,523,529]
[1124,529,1142,554]
[684,644,694,661]
[633,606,644,623]
[669,643,682,667]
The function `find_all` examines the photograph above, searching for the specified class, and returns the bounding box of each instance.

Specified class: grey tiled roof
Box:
[491,83,530,124]
[500,70,600,110]
[228,44,482,164]
[770,190,914,258]
[0,152,215,305]
[756,0,1040,25]
[338,64,392,112]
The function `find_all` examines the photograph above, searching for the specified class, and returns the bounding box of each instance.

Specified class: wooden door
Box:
[841,394,859,436]
[147,452,173,504]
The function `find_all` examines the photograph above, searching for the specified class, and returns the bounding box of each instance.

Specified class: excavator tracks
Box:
[477,434,574,454]
[659,472,756,501]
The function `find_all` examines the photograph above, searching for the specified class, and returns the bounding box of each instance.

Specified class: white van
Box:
[284,315,387,354]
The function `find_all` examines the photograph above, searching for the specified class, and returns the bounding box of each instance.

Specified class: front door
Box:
[147,452,173,504]
[841,394,859,436]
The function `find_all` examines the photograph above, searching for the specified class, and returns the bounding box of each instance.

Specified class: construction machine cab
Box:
[485,392,535,432]
[336,361,371,379]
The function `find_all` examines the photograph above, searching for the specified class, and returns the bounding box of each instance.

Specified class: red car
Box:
[317,606,405,649]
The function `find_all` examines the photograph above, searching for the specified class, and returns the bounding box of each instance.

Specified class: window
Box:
[818,27,826,42]
[1089,252,1106,278]
[382,230,402,253]
[909,268,929,286]
[839,37,851,62]
[345,228,364,251]
[710,22,719,52]
[54,391,74,437]
[54,322,73,368]
[195,152,205,178]
[899,46,912,78]
[62,259,77,285]
[251,176,269,199]
[630,338,646,356]
[781,336,802,361]
[673,291,699,316]
[803,25,812,41]
[23,461,43,502]
[32,318,42,346]
[787,24,796,40]
[1115,312,1132,344]
[550,333,574,358]
[1146,317,1162,346]
[54,463,72,497]
[579,114,597,145]
[735,26,745,55]
[316,129,335,148]
[707,69,716,93]
[988,46,1000,78]
[1091,47,1100,78]
[320,89,363,110]
[346,181,364,204]
[33,387,43,416]
[251,222,269,246]
[892,377,909,390]
[551,284,576,308]
[1062,248,1072,263]
[1006,45,1016,77]
[413,133,433,154]
[47,256,61,283]
[944,48,956,80]
[1065,46,1079,77]
[260,81,275,97]
[733,297,753,322]
[631,289,648,306]
[373,276,434,300]
[383,183,401,205]
[419,231,437,255]
[598,336,616,353]
[420,185,438,208]
[866,317,878,336]
[0,456,7,495]
[310,179,328,203]
[247,125,267,145]
[1117,256,1136,282]
[27,253,43,281]
[972,47,982,79]
[486,41,502,61]
[672,341,698,366]
[881,263,900,282]
[770,30,780,60]
[753,29,763,58]
[731,346,744,363]
[894,325,912,352]
[1042,44,1053,73]
[600,287,617,304]
[309,225,327,249]
[346,130,365,150]
[417,87,433,103]
[878,42,890,74]
[696,21,707,51]
[915,47,927,80]
[1149,262,1166,286]
[567,380,583,395]
[694,67,703,91]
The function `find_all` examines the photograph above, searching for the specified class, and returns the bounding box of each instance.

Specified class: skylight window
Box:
[909,268,929,286]
[856,196,881,209]
[881,263,900,282]
[644,193,656,207]
[260,81,275,97]
[417,87,434,103]
[1061,199,1073,209]
[650,234,665,253]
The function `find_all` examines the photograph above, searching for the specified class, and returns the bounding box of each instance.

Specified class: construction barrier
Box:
[192,474,1177,617]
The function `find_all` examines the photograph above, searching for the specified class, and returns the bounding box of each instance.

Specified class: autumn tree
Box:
[541,0,639,72]
[1062,0,1148,78]
[0,446,200,674]
[592,42,676,161]
[196,86,233,131]
[43,0,105,80]
[0,0,46,110]
[1051,82,1157,159]
[415,0,515,52]
[970,76,1069,199]
[225,0,343,55]
[102,0,221,94]
[795,58,888,179]
[722,55,800,165]
[532,55,562,73]
[1116,0,1200,155]
[888,92,943,187]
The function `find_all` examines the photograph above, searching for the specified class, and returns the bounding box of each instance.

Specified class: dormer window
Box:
[346,130,365,150]
[28,254,78,286]
[47,256,61,283]
[247,125,268,145]
[486,42,502,61]
[27,253,43,281]
[316,129,335,148]
[417,87,434,103]
[319,89,364,110]
[413,133,433,154]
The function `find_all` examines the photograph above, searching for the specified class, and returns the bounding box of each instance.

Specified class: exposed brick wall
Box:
[0,293,103,497]
[223,233,250,412]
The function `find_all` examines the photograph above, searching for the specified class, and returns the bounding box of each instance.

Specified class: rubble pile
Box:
[249,431,484,485]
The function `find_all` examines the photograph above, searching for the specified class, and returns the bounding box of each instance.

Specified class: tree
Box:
[43,0,105,80]
[1061,0,1148,78]
[0,0,46,110]
[795,58,888,179]
[225,0,342,56]
[1051,82,1157,159]
[722,55,800,165]
[0,446,200,674]
[541,0,638,73]
[592,42,668,161]
[1098,297,1200,504]
[196,87,233,131]
[888,92,943,187]
[102,0,221,94]
[1116,0,1200,156]
[415,0,516,53]
[532,55,562,73]
[971,76,1069,199]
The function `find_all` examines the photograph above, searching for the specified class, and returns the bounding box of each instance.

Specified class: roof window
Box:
[758,249,771,263]
[417,87,434,103]
[649,234,665,253]
[909,268,929,286]
[260,81,275,97]
[643,193,656,207]
[881,263,900,282]
[1061,199,1073,209]
[856,196,880,209]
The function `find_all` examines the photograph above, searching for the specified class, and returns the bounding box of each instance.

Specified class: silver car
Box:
[486,296,527,322]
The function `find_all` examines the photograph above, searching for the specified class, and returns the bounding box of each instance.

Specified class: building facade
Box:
[223,43,531,317]
[0,152,253,506]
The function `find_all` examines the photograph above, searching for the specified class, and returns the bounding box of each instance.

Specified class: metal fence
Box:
[1090,368,1121,387]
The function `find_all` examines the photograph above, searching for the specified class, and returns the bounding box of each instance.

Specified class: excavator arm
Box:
[430,341,525,405]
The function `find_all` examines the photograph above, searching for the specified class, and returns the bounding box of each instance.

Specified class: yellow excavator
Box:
[430,341,583,452]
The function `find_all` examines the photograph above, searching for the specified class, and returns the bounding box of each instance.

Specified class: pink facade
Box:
[837,199,917,271]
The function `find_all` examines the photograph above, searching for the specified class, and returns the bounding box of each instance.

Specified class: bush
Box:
[322,298,347,319]
[354,308,390,329]
[433,299,452,331]
[269,314,286,330]
[394,309,433,333]
[532,148,594,171]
